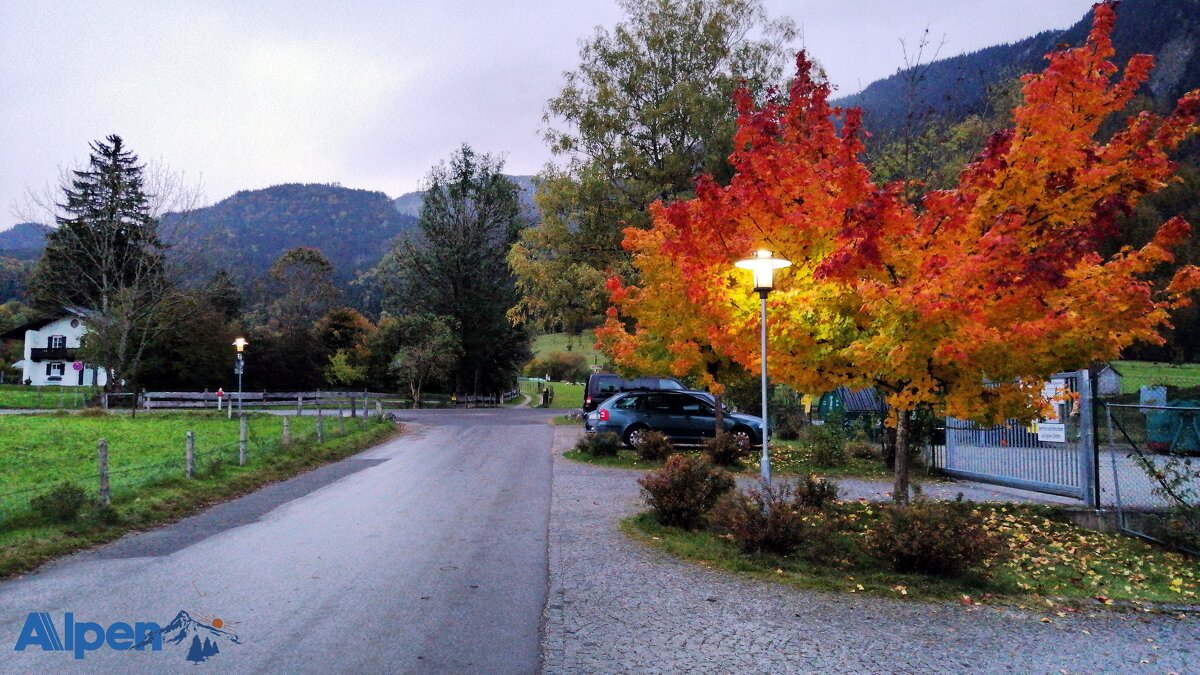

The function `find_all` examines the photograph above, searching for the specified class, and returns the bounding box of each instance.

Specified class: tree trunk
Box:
[892,411,911,505]
[713,393,725,438]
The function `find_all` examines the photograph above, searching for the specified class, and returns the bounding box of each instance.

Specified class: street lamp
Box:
[232,337,248,415]
[735,249,791,485]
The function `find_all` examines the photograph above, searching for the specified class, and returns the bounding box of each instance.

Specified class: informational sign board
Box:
[1036,423,1066,442]
[71,361,84,372]
[1036,378,1068,441]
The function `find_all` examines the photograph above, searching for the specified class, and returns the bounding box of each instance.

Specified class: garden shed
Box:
[816,387,884,421]
[1096,364,1123,396]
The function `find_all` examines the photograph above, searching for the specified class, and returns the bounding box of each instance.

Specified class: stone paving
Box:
[541,427,1199,673]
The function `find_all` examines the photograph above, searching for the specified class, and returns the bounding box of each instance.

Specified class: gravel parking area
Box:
[542,427,1199,673]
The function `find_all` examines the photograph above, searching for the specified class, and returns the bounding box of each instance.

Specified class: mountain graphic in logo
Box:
[137,610,241,663]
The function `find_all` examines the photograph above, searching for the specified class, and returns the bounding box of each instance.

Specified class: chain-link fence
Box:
[1102,402,1200,555]
[0,413,384,531]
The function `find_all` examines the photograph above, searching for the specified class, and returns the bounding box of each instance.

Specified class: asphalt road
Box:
[0,408,557,674]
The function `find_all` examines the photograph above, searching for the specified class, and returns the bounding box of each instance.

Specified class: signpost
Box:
[232,338,248,416]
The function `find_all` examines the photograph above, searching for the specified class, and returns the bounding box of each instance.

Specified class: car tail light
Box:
[599,409,609,421]
[586,396,592,406]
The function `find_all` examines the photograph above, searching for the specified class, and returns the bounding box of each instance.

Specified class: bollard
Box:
[375,400,383,422]
[185,431,195,478]
[282,416,291,445]
[239,415,248,466]
[98,439,110,506]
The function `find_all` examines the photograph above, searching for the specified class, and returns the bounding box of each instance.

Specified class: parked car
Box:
[585,390,764,448]
[583,373,686,412]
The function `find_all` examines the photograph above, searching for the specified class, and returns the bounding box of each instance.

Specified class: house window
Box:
[48,335,66,349]
[46,362,65,381]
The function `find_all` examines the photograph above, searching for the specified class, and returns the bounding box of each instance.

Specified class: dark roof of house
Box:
[0,307,91,341]
[835,386,885,413]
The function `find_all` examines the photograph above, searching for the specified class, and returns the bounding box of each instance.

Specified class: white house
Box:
[0,309,107,387]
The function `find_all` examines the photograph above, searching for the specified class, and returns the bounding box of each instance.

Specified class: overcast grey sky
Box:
[0,0,1098,231]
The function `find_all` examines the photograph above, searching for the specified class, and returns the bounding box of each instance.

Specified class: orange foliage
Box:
[601,2,1200,424]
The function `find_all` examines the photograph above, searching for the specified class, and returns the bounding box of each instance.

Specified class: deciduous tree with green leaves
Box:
[509,0,796,334]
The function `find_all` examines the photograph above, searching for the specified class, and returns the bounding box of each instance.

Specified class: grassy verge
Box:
[532,330,601,363]
[0,414,399,578]
[625,503,1199,608]
[565,439,897,480]
[554,415,583,425]
[0,384,98,409]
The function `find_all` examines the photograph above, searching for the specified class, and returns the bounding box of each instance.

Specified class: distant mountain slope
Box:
[837,0,1200,133]
[0,222,49,260]
[166,183,417,284]
[393,174,540,221]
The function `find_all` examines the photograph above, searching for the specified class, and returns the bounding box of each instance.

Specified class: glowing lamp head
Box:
[735,249,791,295]
[232,337,249,353]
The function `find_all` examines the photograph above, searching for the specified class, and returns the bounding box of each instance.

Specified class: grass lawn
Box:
[532,330,602,364]
[0,411,398,577]
[626,502,1199,607]
[566,438,895,480]
[1112,360,1200,393]
[521,379,584,409]
[0,384,98,409]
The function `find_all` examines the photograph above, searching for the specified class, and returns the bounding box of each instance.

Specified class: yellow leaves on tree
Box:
[602,2,1200,502]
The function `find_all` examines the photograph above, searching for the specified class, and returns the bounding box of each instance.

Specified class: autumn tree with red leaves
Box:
[601,2,1200,503]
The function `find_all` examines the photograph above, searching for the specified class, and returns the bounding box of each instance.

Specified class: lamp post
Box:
[735,249,791,486]
[232,337,248,415]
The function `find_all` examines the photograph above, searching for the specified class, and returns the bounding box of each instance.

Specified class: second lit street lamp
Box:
[232,337,248,416]
[735,249,791,486]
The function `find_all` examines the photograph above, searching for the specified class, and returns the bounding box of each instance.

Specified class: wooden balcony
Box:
[30,347,79,362]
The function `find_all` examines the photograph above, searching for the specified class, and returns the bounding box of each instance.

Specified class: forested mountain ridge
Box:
[164,183,417,286]
[0,222,49,260]
[837,0,1200,133]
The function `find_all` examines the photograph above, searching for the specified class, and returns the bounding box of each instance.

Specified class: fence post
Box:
[363,390,369,418]
[350,396,357,418]
[375,400,383,420]
[282,416,291,445]
[239,415,248,466]
[338,413,345,435]
[316,410,325,444]
[297,393,303,416]
[1078,369,1099,508]
[185,431,195,478]
[98,439,110,506]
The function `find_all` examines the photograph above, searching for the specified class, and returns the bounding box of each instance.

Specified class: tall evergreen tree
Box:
[26,135,172,391]
[380,145,530,394]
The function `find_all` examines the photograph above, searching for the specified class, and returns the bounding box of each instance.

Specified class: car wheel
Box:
[624,425,650,448]
[730,426,754,448]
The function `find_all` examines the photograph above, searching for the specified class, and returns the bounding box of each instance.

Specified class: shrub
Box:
[30,481,88,522]
[639,455,734,529]
[805,425,846,467]
[575,432,622,457]
[867,500,1005,577]
[710,481,841,557]
[524,352,589,382]
[634,430,675,462]
[774,413,803,441]
[793,474,840,509]
[845,440,880,461]
[702,433,750,468]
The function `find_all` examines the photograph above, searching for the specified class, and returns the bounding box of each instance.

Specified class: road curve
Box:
[0,409,556,674]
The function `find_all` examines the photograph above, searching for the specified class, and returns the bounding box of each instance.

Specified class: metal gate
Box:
[935,371,1098,506]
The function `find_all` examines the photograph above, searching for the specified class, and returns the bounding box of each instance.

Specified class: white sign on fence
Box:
[1036,422,1066,442]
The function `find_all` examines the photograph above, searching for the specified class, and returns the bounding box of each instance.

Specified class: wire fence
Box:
[1103,402,1200,555]
[0,413,390,531]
